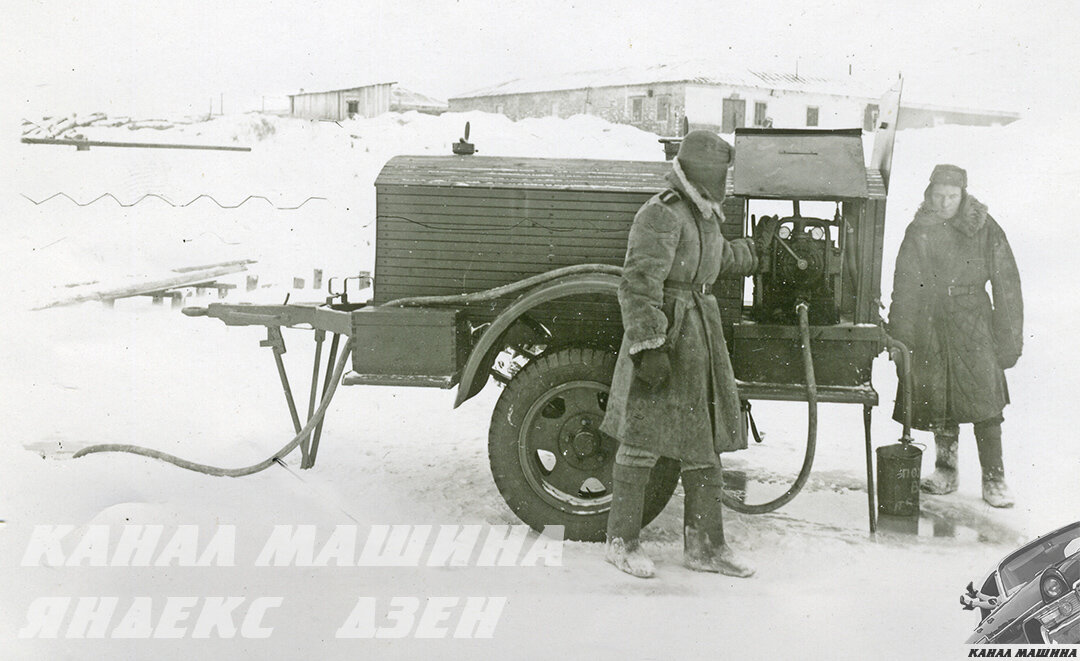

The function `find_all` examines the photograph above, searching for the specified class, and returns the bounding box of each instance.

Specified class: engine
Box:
[753,213,842,325]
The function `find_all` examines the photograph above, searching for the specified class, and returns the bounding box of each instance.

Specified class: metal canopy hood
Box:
[733,128,868,200]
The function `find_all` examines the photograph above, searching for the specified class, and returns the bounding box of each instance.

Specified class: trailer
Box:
[77,95,912,540]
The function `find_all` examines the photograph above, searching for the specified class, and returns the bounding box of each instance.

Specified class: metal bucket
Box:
[876,442,923,517]
[877,514,919,535]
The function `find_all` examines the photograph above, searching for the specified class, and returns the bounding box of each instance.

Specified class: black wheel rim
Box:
[517,380,616,515]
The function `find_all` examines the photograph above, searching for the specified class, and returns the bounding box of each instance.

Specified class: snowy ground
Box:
[1,111,1078,659]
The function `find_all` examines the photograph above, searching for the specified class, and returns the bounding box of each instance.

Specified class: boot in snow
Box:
[982,475,1014,509]
[605,463,655,578]
[682,466,755,578]
[975,420,1014,508]
[921,429,959,494]
[605,538,655,579]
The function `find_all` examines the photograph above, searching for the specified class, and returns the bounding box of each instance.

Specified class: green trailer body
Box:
[372,155,746,364]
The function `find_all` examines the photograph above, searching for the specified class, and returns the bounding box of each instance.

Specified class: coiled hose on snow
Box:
[72,339,356,476]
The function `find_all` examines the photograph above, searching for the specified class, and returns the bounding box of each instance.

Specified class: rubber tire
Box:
[488,346,681,542]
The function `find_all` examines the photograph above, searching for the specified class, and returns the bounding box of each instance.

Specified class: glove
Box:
[996,351,1020,370]
[754,216,780,273]
[993,328,1021,370]
[743,239,760,274]
[755,242,770,274]
[634,348,671,390]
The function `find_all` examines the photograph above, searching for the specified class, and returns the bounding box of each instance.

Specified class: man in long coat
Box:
[888,164,1023,508]
[600,130,758,578]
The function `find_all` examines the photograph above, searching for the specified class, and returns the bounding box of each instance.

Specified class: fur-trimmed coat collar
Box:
[668,158,725,221]
[913,192,989,237]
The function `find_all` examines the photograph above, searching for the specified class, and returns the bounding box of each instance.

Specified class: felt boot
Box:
[921,428,959,494]
[682,466,754,578]
[605,463,655,578]
[976,420,1014,508]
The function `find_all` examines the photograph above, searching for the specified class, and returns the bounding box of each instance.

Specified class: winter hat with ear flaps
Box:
[676,130,734,201]
[929,163,967,189]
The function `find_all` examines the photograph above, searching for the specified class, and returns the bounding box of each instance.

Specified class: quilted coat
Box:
[887,193,1023,429]
[600,161,758,464]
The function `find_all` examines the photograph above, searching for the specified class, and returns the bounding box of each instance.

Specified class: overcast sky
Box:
[3,0,1078,119]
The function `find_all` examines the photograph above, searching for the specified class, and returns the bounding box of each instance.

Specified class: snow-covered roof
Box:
[288,81,396,97]
[451,61,882,100]
[391,86,448,110]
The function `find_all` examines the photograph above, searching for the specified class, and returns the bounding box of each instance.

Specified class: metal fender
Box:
[453,272,620,408]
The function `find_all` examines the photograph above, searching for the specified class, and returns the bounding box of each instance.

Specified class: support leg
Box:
[305,333,340,469]
[261,327,305,464]
[300,330,326,466]
[864,405,876,535]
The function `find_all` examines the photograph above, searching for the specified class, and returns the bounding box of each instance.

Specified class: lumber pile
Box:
[34,260,257,310]
[21,113,196,140]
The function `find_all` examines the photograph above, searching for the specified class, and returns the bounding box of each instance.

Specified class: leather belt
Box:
[946,284,983,296]
[664,279,712,294]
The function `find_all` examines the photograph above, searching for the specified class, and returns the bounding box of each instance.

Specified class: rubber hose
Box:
[723,302,818,514]
[72,338,354,476]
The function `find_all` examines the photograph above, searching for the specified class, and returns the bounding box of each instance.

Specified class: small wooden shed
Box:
[289,82,394,121]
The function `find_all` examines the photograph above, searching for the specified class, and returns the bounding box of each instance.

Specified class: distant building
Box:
[391,87,448,115]
[895,101,1021,129]
[287,82,448,120]
[448,62,1019,135]
[289,82,395,121]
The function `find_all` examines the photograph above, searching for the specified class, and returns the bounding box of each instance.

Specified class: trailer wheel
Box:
[488,346,681,542]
